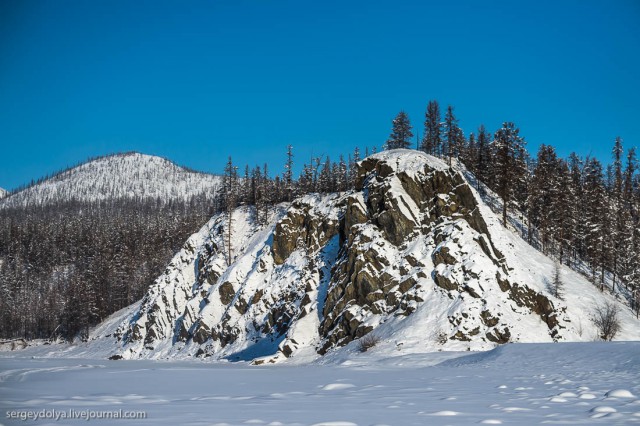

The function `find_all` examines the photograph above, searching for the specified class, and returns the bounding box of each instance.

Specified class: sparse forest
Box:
[1,101,639,340]
[394,100,640,316]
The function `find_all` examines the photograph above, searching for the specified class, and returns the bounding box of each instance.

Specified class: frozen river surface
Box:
[1,342,640,425]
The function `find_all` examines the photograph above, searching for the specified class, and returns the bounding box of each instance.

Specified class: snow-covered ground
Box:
[2,342,639,425]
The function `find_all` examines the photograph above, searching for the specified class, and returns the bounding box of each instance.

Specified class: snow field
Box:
[2,342,639,425]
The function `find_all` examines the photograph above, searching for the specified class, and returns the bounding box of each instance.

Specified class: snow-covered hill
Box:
[83,150,640,362]
[0,153,221,208]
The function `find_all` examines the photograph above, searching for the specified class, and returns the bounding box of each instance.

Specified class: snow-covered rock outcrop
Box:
[0,188,7,199]
[0,152,221,208]
[103,150,640,362]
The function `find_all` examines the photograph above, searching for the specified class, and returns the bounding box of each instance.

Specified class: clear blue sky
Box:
[1,0,639,190]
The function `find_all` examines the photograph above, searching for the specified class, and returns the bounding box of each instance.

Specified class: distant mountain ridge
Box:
[0,152,222,208]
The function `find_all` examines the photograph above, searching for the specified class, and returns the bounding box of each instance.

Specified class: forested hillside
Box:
[0,152,221,208]
[387,102,640,311]
[0,153,223,339]
[1,100,638,342]
[0,199,213,339]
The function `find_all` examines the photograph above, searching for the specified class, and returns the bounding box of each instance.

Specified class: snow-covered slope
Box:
[0,187,7,199]
[0,152,221,208]
[85,150,640,362]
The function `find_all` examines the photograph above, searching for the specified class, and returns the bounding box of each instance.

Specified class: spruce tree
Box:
[243,165,250,204]
[623,147,636,205]
[492,122,527,226]
[611,137,624,292]
[318,157,332,192]
[475,125,492,191]
[299,162,314,194]
[251,166,263,221]
[463,132,477,173]
[619,147,638,293]
[421,100,442,155]
[568,153,586,264]
[348,146,361,188]
[262,163,270,224]
[444,105,463,166]
[529,144,558,253]
[550,261,564,300]
[553,160,574,263]
[284,145,294,202]
[386,111,413,150]
[583,157,608,290]
[337,155,348,192]
[223,157,238,266]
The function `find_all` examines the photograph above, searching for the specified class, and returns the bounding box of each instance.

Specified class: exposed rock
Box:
[452,330,471,341]
[192,321,211,344]
[273,199,340,265]
[111,150,576,362]
[480,310,500,327]
[486,327,511,344]
[218,282,235,305]
[434,269,459,291]
[433,246,457,266]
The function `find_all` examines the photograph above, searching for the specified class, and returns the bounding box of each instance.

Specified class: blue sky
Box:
[1,0,639,190]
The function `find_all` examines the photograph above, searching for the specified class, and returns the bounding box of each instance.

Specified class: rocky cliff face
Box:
[109,150,583,362]
[317,151,561,354]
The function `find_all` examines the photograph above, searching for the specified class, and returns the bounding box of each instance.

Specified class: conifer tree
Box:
[463,132,477,172]
[284,145,294,202]
[337,155,348,192]
[513,142,530,233]
[421,100,442,155]
[318,157,332,192]
[550,261,564,300]
[299,162,314,194]
[223,157,238,266]
[621,148,638,292]
[553,160,574,263]
[583,157,608,289]
[567,153,586,263]
[243,165,250,204]
[386,111,413,150]
[492,122,527,226]
[529,145,558,253]
[623,147,636,205]
[348,146,361,188]
[262,163,270,224]
[444,105,463,165]
[611,137,624,292]
[475,125,492,191]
